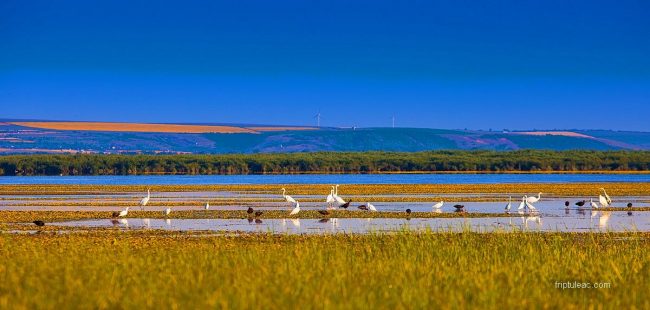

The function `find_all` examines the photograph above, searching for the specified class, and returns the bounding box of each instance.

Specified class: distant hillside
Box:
[1,120,649,154]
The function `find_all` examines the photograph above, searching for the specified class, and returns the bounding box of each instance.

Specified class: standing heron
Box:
[366,202,377,212]
[139,189,151,211]
[326,186,336,207]
[517,196,526,210]
[204,202,210,210]
[505,196,512,211]
[281,188,297,206]
[289,201,301,215]
[599,188,612,205]
[118,207,129,217]
[590,198,599,209]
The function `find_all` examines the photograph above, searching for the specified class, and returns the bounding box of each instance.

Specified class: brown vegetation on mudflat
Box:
[11,121,257,134]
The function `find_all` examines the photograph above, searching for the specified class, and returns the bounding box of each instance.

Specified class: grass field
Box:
[0,231,647,309]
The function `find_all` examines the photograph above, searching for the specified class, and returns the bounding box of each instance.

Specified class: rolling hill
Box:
[1,120,649,154]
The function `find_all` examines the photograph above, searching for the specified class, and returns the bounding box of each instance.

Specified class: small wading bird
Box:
[405,208,412,214]
[339,200,352,209]
[290,202,301,216]
[453,205,464,211]
[564,201,570,208]
[525,200,537,211]
[318,210,330,216]
[590,198,599,209]
[365,202,377,212]
[575,200,586,207]
[358,204,368,211]
[247,207,254,215]
[627,202,633,208]
[255,211,263,217]
[139,189,151,211]
[204,202,210,210]
[526,193,542,204]
[163,206,171,216]
[517,196,526,210]
[33,220,45,227]
[433,201,444,210]
[504,197,511,211]
[281,188,296,206]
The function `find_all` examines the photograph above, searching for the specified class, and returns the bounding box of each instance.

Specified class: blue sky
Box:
[1,0,649,130]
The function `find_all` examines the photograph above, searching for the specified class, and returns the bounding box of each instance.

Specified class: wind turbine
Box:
[314,111,321,127]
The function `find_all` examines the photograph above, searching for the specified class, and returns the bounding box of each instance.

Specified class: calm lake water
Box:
[2,174,650,185]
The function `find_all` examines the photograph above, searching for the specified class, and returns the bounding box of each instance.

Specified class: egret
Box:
[517,196,526,210]
[163,206,171,216]
[598,195,609,208]
[505,196,512,211]
[326,186,335,206]
[118,207,129,217]
[281,188,297,205]
[526,192,542,204]
[367,202,377,212]
[33,220,45,227]
[204,202,210,210]
[289,201,301,215]
[139,189,151,211]
[525,200,537,211]
[590,198,599,209]
[333,185,346,205]
[599,188,612,205]
[433,201,444,210]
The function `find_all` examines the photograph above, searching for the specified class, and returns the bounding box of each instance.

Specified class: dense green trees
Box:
[0,150,649,176]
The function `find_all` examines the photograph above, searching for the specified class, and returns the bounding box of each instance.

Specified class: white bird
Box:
[590,198,599,209]
[517,196,526,210]
[139,189,151,211]
[333,184,345,205]
[600,188,612,205]
[526,192,542,204]
[505,196,512,211]
[289,201,301,215]
[367,202,377,212]
[433,201,444,209]
[525,200,537,211]
[326,186,335,204]
[281,188,297,205]
[118,207,129,217]
[598,195,609,208]
[163,206,171,216]
[204,202,210,210]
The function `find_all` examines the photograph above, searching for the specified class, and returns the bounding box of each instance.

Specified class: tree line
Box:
[0,150,649,176]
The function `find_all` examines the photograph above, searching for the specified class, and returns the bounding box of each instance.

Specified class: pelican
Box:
[433,201,444,210]
[163,206,171,216]
[517,196,526,210]
[599,188,612,205]
[139,188,151,210]
[289,201,301,215]
[505,196,512,211]
[281,188,297,205]
[367,202,377,212]
[590,198,599,209]
[204,202,210,210]
[526,192,541,204]
[118,207,129,217]
[598,195,609,207]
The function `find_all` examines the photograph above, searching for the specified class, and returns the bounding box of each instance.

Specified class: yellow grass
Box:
[11,121,256,134]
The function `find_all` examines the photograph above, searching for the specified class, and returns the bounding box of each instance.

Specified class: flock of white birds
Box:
[111,186,614,218]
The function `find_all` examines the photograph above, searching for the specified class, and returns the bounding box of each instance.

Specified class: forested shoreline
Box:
[1,150,649,176]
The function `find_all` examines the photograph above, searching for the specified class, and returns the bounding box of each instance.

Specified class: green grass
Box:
[0,231,648,309]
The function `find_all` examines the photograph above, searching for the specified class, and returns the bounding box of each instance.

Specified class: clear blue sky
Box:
[1,0,649,130]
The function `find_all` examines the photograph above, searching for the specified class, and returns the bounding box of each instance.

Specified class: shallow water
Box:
[50,210,650,233]
[2,173,650,185]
